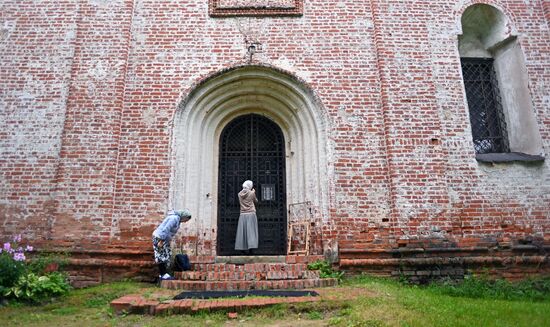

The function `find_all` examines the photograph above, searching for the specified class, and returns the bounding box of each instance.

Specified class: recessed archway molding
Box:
[169,65,332,254]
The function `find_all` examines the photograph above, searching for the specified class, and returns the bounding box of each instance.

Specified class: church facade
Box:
[1,0,549,284]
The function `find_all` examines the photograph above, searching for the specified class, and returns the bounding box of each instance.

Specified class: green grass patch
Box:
[307,310,323,319]
[426,275,550,302]
[1,275,550,326]
[50,306,79,315]
[308,260,345,281]
[339,274,550,327]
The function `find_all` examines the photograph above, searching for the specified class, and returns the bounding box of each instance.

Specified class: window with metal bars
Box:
[461,58,509,154]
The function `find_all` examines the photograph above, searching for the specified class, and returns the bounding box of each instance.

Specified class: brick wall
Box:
[1,0,548,282]
[0,0,78,240]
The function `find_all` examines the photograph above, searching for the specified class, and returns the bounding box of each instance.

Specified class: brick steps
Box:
[161,278,337,291]
[176,263,320,281]
[190,262,309,272]
[188,255,325,265]
[157,258,337,291]
[111,293,321,315]
[112,259,340,315]
[175,270,320,281]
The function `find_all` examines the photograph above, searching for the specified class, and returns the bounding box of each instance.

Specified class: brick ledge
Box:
[340,255,548,267]
[111,293,321,315]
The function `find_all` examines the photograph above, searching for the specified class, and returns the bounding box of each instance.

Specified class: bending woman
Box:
[152,209,192,280]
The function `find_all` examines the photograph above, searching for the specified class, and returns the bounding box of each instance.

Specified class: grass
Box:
[1,275,549,326]
[426,274,550,302]
[336,275,550,327]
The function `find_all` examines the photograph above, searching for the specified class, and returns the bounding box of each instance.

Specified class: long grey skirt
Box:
[235,212,259,250]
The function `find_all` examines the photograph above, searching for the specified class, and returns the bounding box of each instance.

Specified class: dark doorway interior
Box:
[217,114,287,255]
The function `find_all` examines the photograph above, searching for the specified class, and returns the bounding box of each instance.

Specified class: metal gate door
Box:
[217,114,287,255]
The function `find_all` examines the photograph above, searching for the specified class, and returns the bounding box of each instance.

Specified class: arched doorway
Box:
[171,65,331,256]
[217,114,287,255]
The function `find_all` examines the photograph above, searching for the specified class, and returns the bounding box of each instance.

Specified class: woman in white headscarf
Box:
[235,180,259,253]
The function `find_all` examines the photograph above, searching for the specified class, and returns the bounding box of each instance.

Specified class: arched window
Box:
[459,4,543,160]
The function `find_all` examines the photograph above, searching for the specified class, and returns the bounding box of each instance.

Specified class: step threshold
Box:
[215,255,287,264]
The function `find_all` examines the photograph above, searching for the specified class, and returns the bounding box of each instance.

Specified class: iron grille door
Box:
[461,57,509,154]
[217,114,287,255]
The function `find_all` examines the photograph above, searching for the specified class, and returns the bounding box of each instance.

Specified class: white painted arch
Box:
[170,65,332,254]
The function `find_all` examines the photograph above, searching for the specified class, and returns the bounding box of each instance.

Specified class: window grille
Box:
[461,58,509,154]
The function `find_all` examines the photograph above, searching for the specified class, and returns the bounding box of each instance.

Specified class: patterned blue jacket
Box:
[152,211,181,242]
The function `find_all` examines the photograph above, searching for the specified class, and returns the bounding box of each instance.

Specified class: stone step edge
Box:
[161,278,338,291]
[174,270,321,281]
[339,256,548,267]
[111,294,321,315]
[187,255,325,264]
[189,263,309,272]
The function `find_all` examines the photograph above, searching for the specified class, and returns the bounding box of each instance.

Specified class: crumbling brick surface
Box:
[1,0,548,282]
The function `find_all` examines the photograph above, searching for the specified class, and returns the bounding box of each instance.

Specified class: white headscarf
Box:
[242,180,253,191]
